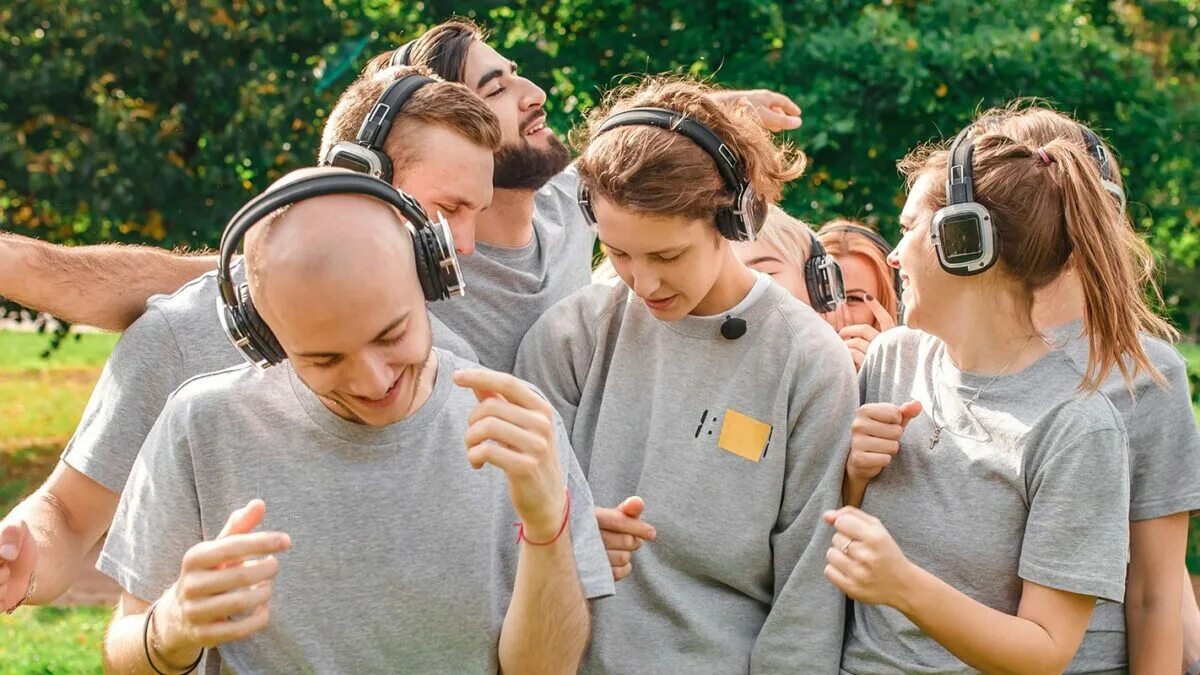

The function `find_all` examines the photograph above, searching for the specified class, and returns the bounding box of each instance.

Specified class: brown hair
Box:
[318,64,501,171]
[571,76,806,225]
[898,117,1167,389]
[818,218,898,323]
[969,103,1164,291]
[363,18,486,84]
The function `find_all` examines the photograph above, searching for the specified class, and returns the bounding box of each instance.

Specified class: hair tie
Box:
[1036,147,1054,165]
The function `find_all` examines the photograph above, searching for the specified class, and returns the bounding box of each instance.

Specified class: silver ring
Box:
[840,539,854,556]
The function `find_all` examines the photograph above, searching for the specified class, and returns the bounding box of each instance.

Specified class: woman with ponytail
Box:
[967,105,1200,674]
[832,114,1159,672]
[515,76,856,673]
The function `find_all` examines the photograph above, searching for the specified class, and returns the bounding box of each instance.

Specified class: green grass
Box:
[0,606,107,673]
[0,331,118,372]
[1181,342,1200,419]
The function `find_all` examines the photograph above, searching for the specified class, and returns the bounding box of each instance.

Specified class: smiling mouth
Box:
[522,115,547,136]
[352,373,404,409]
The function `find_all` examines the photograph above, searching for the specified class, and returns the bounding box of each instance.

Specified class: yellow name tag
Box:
[717,409,772,462]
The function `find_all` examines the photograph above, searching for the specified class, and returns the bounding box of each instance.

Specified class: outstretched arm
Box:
[0,232,216,331]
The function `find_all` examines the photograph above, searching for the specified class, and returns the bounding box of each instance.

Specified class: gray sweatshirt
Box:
[516,278,858,673]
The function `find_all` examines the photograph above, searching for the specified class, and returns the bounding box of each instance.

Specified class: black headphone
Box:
[805,232,846,313]
[577,107,767,242]
[217,172,465,369]
[389,40,415,68]
[930,126,999,276]
[319,73,434,183]
[818,223,904,322]
[1078,124,1126,214]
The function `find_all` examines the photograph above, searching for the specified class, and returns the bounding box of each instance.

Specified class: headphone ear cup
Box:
[237,283,286,365]
[577,183,598,228]
[410,229,444,301]
[714,207,739,241]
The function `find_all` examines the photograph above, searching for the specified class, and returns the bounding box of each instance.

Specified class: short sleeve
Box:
[62,305,187,494]
[1126,360,1200,521]
[97,395,204,603]
[1019,428,1130,603]
[557,417,615,600]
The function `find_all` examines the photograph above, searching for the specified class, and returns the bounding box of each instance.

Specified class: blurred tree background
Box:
[1,0,1198,335]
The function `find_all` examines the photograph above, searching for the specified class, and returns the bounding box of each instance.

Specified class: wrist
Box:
[151,597,201,669]
[889,558,926,615]
[519,489,570,545]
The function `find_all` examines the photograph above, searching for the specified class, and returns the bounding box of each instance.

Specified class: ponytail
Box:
[1041,139,1166,388]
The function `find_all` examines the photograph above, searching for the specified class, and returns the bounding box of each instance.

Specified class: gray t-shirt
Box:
[430,165,595,374]
[1052,321,1200,674]
[515,279,858,673]
[99,348,613,673]
[844,327,1130,674]
[62,262,477,494]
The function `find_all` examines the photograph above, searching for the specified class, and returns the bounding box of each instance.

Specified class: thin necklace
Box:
[928,333,1037,450]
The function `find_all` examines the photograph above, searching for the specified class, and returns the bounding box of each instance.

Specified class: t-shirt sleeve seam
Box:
[149,303,188,371]
[1018,559,1125,604]
[1130,492,1200,521]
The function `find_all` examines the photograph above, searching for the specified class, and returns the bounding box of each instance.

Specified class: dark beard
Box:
[492,135,572,190]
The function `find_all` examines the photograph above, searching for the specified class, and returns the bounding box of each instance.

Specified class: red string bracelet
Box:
[516,489,571,546]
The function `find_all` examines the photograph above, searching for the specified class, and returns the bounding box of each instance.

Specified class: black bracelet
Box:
[143,600,203,675]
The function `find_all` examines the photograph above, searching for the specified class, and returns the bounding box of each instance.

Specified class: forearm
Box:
[1127,601,1181,674]
[499,534,590,674]
[0,232,216,331]
[897,565,1082,674]
[11,490,101,604]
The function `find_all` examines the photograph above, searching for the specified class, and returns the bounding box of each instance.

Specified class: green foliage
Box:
[0,606,108,673]
[1,1,1198,329]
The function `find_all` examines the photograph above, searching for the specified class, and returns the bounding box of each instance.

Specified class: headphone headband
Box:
[819,223,892,258]
[217,172,464,369]
[596,108,746,196]
[355,74,435,150]
[1077,124,1126,212]
[389,40,415,69]
[580,106,764,241]
[319,74,434,182]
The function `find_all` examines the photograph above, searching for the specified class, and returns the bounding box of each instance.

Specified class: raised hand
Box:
[150,500,289,669]
[844,401,922,507]
[455,369,568,543]
[711,89,802,132]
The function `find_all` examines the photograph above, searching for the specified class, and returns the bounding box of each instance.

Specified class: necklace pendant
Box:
[929,427,941,449]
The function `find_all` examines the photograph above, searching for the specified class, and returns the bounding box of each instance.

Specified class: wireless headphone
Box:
[932,122,1128,277]
[818,223,904,322]
[1077,124,1126,214]
[217,171,465,369]
[389,40,415,68]
[320,73,434,183]
[576,107,767,242]
[805,232,846,313]
[930,126,999,276]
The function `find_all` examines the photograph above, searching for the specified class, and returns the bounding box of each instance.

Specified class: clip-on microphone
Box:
[720,316,747,340]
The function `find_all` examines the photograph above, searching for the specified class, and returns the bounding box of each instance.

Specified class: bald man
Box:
[98,170,611,672]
